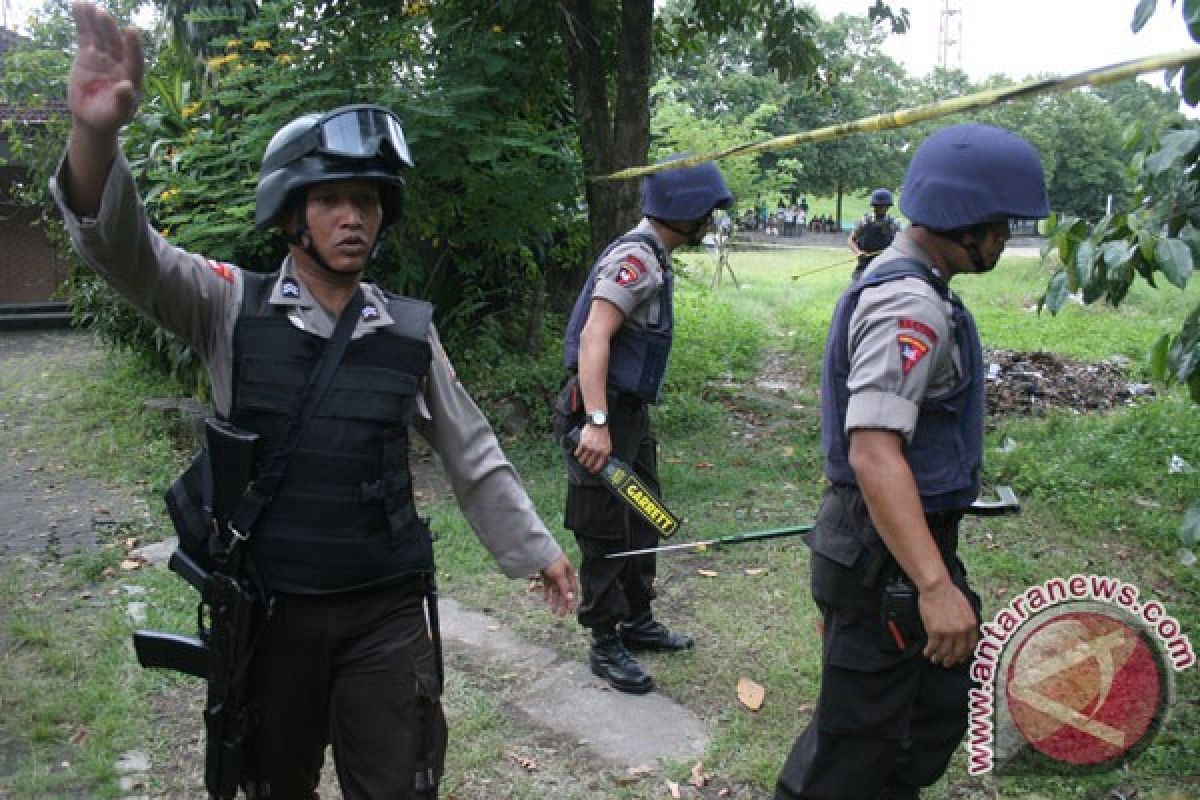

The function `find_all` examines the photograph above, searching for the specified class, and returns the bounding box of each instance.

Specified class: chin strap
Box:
[650,216,709,242]
[286,203,384,276]
[931,226,991,273]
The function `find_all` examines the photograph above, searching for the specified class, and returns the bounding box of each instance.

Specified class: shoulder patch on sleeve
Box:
[614,255,647,287]
[897,333,930,375]
[206,259,235,283]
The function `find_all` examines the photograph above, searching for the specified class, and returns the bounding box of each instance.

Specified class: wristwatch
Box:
[586,410,608,427]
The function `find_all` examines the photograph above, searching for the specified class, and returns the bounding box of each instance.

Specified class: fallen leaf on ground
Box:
[119,558,145,571]
[744,567,767,576]
[666,780,682,799]
[737,677,765,711]
[693,462,714,469]
[797,702,815,714]
[508,751,537,771]
[627,765,654,777]
[69,728,88,745]
[697,569,719,578]
[688,761,710,788]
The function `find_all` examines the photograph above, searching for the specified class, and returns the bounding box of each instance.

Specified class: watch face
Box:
[589,411,607,426]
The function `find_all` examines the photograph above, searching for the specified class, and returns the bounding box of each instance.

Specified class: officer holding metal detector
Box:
[555,154,733,694]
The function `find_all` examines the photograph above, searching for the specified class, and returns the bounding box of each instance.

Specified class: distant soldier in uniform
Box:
[848,187,900,280]
[555,156,733,694]
[775,124,1048,799]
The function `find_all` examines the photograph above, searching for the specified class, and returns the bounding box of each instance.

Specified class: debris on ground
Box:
[984,349,1152,417]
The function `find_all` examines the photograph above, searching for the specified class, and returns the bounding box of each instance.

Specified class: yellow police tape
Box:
[597,49,1200,182]
[607,463,680,538]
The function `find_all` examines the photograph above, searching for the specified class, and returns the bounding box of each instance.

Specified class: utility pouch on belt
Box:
[880,578,923,653]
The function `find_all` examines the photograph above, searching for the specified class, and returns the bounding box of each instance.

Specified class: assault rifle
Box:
[133,419,266,800]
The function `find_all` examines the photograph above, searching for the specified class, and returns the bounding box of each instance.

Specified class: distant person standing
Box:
[848,188,900,280]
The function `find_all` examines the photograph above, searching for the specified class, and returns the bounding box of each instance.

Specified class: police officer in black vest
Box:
[775,124,1048,799]
[848,187,900,280]
[53,4,579,796]
[555,156,733,694]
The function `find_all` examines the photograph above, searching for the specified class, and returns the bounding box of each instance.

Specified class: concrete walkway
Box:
[133,540,711,770]
[440,597,709,768]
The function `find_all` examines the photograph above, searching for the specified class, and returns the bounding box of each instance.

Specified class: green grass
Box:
[1,247,1197,798]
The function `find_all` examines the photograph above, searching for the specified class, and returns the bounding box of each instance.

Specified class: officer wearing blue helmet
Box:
[556,155,733,693]
[775,124,1047,799]
[848,187,900,280]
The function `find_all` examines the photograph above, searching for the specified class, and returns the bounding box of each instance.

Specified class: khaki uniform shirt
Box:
[844,229,964,445]
[591,219,669,329]
[50,152,562,578]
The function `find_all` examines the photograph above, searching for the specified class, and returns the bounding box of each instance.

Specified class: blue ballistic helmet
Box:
[641,155,734,222]
[869,187,893,206]
[899,123,1048,231]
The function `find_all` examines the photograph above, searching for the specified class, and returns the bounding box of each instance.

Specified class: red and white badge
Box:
[614,255,647,287]
[897,333,929,375]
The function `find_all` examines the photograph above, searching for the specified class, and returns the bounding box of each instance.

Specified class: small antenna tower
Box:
[938,0,963,71]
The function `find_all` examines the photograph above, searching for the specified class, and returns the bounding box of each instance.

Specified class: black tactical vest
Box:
[231,273,434,594]
[856,217,898,268]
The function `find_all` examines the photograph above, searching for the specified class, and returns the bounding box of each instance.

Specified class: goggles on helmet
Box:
[265,104,413,173]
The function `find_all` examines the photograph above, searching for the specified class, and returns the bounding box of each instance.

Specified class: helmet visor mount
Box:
[265,105,413,174]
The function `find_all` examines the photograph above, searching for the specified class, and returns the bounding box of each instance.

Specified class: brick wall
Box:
[1,167,67,304]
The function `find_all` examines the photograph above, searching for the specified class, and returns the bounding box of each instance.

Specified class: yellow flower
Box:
[252,40,271,51]
[492,24,503,33]
[159,188,178,203]
[276,53,294,65]
[182,101,202,118]
[226,38,240,49]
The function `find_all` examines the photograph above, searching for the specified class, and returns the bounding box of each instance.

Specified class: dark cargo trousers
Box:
[244,585,447,799]
[555,385,660,632]
[775,487,979,800]
[773,592,974,799]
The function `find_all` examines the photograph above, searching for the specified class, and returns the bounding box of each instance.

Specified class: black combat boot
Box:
[590,631,654,694]
[619,611,694,652]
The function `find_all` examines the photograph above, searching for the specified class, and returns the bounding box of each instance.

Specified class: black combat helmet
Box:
[254,104,412,230]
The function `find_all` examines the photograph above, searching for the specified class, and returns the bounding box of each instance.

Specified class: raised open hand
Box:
[66,1,144,137]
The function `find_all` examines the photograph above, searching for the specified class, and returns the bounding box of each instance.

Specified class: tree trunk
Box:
[835,181,843,232]
[560,0,652,270]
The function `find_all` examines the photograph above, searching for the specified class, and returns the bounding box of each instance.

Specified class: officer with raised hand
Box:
[53,3,577,796]
[775,124,1048,799]
[555,155,733,694]
[848,187,900,280]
